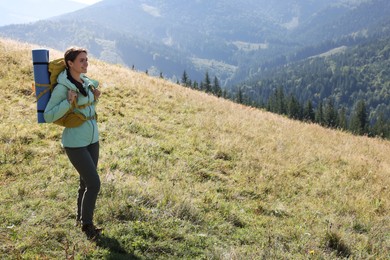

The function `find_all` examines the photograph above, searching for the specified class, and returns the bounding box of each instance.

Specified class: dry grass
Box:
[0,37,389,259]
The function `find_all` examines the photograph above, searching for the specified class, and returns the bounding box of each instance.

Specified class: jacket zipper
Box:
[88,86,95,144]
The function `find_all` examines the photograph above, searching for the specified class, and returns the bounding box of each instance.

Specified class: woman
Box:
[44,47,102,240]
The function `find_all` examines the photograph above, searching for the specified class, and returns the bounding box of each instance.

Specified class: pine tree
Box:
[350,100,369,135]
[268,87,286,115]
[323,98,338,128]
[275,87,286,115]
[372,112,388,138]
[204,71,212,93]
[181,70,189,86]
[199,81,204,91]
[237,87,244,104]
[338,107,348,130]
[303,100,315,122]
[192,80,199,90]
[315,101,324,125]
[222,89,228,98]
[213,76,222,97]
[287,94,302,120]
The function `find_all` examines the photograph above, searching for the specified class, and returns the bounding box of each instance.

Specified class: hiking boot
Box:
[81,224,102,240]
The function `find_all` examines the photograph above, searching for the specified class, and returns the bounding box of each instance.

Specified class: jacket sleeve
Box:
[43,84,72,123]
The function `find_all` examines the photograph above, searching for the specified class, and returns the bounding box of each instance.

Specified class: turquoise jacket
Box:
[44,70,99,148]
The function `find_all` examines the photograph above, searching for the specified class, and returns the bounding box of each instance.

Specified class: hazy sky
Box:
[73,0,101,4]
[0,0,102,26]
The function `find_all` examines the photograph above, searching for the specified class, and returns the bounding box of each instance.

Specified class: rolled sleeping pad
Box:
[32,49,50,123]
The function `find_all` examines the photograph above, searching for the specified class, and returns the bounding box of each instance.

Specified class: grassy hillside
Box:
[0,38,389,259]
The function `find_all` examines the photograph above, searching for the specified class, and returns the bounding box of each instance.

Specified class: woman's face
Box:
[69,52,88,74]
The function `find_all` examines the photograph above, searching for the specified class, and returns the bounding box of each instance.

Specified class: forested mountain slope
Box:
[235,36,390,137]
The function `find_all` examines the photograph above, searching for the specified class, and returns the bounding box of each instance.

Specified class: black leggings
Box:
[65,142,100,225]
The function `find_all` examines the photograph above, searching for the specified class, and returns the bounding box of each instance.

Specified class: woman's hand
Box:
[92,88,101,99]
[67,90,78,104]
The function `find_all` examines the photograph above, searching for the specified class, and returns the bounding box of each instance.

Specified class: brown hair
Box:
[64,47,88,68]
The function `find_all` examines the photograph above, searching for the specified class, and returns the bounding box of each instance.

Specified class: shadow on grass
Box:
[96,234,140,260]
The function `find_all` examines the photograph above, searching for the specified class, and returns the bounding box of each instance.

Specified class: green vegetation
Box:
[1,38,389,259]
[234,36,390,139]
[181,70,224,98]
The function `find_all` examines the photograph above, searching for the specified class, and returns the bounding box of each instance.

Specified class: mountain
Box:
[230,1,390,133]
[0,0,87,26]
[1,37,389,259]
[236,35,390,117]
[1,0,389,86]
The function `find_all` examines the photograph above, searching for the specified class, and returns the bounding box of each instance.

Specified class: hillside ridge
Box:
[0,38,389,259]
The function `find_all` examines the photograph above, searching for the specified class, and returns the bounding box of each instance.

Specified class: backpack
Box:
[49,58,67,89]
[34,57,97,128]
[34,58,66,100]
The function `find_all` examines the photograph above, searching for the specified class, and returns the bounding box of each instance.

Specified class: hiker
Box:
[43,47,102,240]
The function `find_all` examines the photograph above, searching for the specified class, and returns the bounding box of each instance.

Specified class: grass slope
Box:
[0,38,389,259]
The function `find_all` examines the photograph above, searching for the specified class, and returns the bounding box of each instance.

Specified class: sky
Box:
[72,0,101,4]
[0,0,102,26]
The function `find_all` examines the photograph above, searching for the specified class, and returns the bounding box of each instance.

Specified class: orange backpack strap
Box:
[73,85,97,109]
[35,83,52,101]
